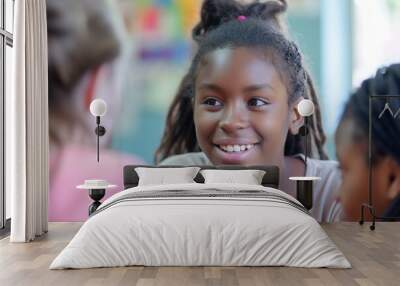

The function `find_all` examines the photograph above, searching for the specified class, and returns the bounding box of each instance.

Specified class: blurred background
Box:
[43,0,400,221]
[95,0,400,163]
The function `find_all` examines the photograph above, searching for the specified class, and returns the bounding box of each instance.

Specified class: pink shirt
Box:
[49,145,145,222]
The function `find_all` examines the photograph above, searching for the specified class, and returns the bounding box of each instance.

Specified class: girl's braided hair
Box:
[155,0,328,163]
[339,63,400,165]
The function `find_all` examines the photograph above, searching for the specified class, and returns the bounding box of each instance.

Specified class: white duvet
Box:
[50,183,351,269]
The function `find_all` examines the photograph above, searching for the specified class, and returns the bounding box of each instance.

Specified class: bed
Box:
[50,165,350,269]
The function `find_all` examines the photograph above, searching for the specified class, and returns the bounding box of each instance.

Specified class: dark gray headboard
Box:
[123,165,280,189]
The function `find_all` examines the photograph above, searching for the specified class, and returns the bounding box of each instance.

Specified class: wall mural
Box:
[47,0,400,225]
[47,0,201,221]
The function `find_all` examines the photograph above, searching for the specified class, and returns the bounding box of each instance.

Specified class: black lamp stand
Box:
[359,94,400,230]
[301,117,310,174]
[94,116,106,162]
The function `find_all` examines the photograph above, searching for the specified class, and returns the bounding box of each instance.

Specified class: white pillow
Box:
[135,167,200,186]
[200,169,266,185]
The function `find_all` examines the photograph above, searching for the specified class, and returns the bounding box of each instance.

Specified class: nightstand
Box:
[77,180,117,216]
[289,176,320,210]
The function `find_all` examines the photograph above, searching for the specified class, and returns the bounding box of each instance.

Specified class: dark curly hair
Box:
[155,0,328,163]
[338,63,400,166]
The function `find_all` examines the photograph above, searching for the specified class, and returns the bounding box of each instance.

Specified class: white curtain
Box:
[7,0,49,242]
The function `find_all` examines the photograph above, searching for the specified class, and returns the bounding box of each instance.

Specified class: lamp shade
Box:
[90,99,107,117]
[297,99,315,117]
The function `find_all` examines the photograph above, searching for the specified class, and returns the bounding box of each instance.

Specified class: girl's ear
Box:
[288,97,305,135]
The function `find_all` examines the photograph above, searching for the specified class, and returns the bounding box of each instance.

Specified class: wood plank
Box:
[0,222,399,285]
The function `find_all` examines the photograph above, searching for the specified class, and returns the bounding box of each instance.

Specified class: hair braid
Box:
[305,70,329,159]
[155,72,198,163]
[338,63,400,165]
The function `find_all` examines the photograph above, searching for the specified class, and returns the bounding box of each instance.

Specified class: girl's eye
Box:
[202,98,223,107]
[248,98,268,107]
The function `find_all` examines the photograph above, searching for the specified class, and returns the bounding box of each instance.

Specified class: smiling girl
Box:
[155,0,342,222]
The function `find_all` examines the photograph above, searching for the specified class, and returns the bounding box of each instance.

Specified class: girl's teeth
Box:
[219,144,255,153]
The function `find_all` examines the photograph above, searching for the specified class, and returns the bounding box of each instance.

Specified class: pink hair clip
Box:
[237,15,247,22]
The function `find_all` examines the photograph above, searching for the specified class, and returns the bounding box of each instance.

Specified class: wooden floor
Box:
[0,222,399,286]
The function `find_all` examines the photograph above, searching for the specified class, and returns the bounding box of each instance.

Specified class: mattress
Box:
[50,183,351,269]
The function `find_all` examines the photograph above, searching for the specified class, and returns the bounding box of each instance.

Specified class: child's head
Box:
[48,0,121,146]
[335,64,400,220]
[156,0,328,165]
